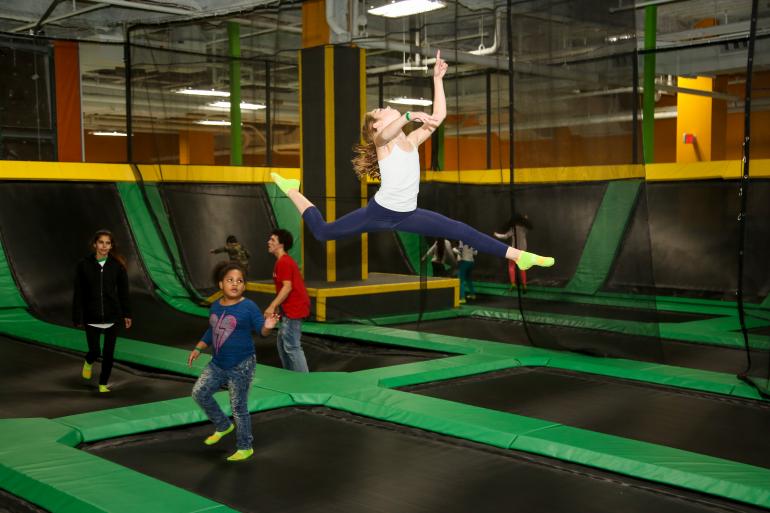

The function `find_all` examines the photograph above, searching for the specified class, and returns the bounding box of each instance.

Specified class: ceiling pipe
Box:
[468,8,502,56]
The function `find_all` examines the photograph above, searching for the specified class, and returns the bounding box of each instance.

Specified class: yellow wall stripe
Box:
[324,45,336,282]
[3,160,768,184]
[0,161,134,181]
[137,165,300,183]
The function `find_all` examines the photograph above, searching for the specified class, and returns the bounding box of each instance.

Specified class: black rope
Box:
[506,0,535,345]
[737,0,768,398]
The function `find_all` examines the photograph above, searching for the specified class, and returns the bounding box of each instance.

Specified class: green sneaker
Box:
[227,448,254,462]
[204,424,234,445]
[82,361,93,380]
[271,172,300,194]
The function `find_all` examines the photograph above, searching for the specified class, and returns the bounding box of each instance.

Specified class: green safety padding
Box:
[565,179,642,293]
[326,386,770,508]
[302,321,478,355]
[463,305,770,350]
[361,353,525,389]
[142,183,206,302]
[0,307,200,377]
[475,281,768,318]
[116,182,207,316]
[394,231,431,276]
[265,183,302,263]
[306,320,764,400]
[58,386,294,442]
[511,425,770,508]
[0,419,234,513]
[0,236,27,309]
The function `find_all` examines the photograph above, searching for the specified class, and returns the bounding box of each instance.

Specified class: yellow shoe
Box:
[204,424,234,445]
[271,172,300,194]
[515,251,555,271]
[98,384,110,393]
[226,449,254,462]
[82,361,92,380]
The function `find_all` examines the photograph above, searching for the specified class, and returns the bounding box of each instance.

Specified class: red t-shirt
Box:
[273,254,310,319]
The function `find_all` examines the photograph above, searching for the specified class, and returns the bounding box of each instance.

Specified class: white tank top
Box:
[373,143,420,212]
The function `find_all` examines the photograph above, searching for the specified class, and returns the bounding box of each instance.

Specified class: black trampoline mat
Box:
[471,294,712,323]
[86,407,764,513]
[255,333,446,372]
[0,335,193,419]
[393,316,756,375]
[404,367,770,469]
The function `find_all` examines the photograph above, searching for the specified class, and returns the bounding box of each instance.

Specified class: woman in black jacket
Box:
[72,229,132,392]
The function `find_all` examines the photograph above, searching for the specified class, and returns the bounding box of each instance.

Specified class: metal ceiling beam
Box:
[610,0,689,14]
[28,0,65,34]
[11,3,110,33]
[92,0,199,16]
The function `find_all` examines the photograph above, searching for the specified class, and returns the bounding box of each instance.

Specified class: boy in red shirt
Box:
[266,228,310,372]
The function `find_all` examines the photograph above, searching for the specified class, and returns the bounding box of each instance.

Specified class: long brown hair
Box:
[352,113,380,181]
[91,229,127,268]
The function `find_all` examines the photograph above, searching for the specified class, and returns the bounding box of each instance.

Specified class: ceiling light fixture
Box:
[386,96,433,107]
[175,88,230,97]
[207,101,266,111]
[92,131,127,136]
[194,120,231,126]
[368,0,446,18]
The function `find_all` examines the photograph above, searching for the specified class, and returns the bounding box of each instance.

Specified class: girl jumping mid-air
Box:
[271,50,554,272]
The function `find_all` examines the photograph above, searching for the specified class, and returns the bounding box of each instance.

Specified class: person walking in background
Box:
[266,228,310,373]
[423,237,456,277]
[495,214,533,290]
[72,229,132,393]
[454,240,477,303]
[188,262,277,462]
[211,235,250,271]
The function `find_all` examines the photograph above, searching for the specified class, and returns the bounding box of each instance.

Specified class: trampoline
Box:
[403,367,770,469]
[391,315,756,375]
[0,181,446,372]
[84,407,767,513]
[0,334,193,419]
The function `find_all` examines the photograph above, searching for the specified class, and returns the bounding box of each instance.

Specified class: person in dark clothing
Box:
[210,235,250,271]
[72,229,132,393]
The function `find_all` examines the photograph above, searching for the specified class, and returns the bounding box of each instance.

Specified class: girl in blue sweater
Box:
[188,262,277,462]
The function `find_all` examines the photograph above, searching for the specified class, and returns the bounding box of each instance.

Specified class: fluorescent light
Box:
[175,88,230,97]
[386,96,433,107]
[194,120,231,126]
[207,101,266,111]
[368,0,445,18]
[92,131,127,136]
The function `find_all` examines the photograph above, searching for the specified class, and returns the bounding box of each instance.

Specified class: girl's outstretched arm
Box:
[408,50,448,147]
[374,110,436,147]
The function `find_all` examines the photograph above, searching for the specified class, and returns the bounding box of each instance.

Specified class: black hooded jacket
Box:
[72,255,132,325]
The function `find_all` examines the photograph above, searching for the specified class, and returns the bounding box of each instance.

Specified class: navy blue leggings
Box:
[303,199,509,258]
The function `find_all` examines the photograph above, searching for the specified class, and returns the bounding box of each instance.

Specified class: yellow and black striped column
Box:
[300,45,367,282]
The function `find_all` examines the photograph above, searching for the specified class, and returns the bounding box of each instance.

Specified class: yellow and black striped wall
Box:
[300,45,367,282]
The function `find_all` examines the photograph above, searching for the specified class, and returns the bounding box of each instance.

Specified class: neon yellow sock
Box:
[227,448,254,462]
[516,251,555,271]
[82,361,93,380]
[204,424,234,445]
[98,384,110,393]
[271,172,300,194]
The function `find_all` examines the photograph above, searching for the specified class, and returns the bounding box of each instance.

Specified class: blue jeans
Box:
[458,260,475,299]
[277,317,309,372]
[191,355,256,450]
[303,199,509,258]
